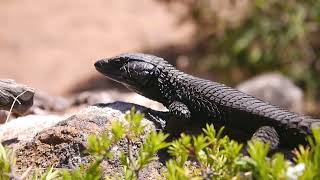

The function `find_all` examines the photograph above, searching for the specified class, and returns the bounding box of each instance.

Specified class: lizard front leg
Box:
[143,101,191,132]
[163,101,193,133]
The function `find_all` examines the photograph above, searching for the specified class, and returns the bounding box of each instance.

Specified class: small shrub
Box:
[159,0,320,102]
[1,109,320,179]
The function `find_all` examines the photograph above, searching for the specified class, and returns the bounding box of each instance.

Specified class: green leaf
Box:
[233,30,256,54]
[125,107,146,137]
[112,121,125,140]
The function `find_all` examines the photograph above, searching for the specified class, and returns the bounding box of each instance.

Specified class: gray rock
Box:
[236,73,304,113]
[1,89,167,147]
[0,79,34,115]
[30,92,71,113]
[14,102,164,179]
[0,110,9,124]
[0,114,65,145]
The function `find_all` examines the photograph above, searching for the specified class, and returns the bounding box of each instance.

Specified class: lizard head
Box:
[95,53,164,97]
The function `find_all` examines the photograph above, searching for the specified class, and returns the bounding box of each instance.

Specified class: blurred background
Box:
[0,0,319,115]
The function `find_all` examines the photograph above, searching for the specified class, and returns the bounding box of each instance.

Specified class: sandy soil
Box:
[0,0,193,95]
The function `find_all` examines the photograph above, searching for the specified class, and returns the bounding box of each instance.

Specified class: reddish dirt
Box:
[0,0,193,95]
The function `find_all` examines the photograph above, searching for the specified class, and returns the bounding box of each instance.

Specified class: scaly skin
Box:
[94,53,320,149]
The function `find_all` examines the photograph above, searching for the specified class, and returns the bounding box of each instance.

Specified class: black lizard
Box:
[94,52,320,150]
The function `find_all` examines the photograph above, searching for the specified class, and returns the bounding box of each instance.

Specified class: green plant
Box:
[31,167,61,180]
[63,107,170,180]
[159,0,320,106]
[1,109,320,179]
[238,141,288,180]
[0,143,15,179]
[166,125,244,179]
[293,128,320,178]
